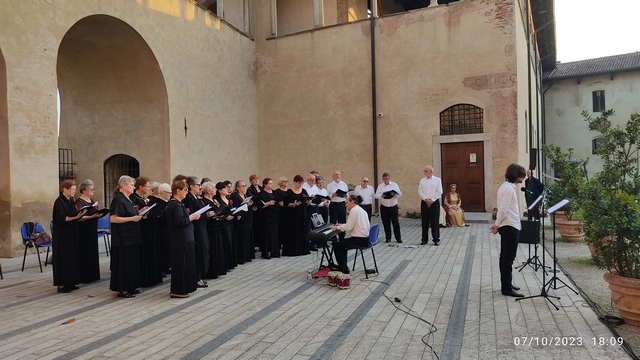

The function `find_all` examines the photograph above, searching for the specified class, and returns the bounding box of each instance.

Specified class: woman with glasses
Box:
[155,183,173,276]
[182,176,211,288]
[282,175,311,256]
[109,175,142,298]
[257,178,278,259]
[275,177,290,258]
[75,179,102,284]
[230,180,254,264]
[201,181,226,279]
[165,179,201,298]
[131,176,163,288]
[215,181,237,269]
[53,179,87,293]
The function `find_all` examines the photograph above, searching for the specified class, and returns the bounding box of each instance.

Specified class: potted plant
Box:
[542,144,588,241]
[582,109,640,326]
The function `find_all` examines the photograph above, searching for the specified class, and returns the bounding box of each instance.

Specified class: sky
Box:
[555,0,640,63]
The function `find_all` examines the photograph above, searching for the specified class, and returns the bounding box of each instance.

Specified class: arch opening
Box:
[57,14,170,205]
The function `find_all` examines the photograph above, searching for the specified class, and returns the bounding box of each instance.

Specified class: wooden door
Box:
[441,142,485,212]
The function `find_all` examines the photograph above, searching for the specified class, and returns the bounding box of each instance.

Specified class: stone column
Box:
[429,0,438,7]
[270,0,277,37]
[314,0,324,28]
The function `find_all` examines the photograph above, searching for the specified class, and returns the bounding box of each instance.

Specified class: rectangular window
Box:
[592,137,606,154]
[593,90,605,112]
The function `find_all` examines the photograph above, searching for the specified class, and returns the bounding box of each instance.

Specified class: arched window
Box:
[439,104,483,135]
[104,154,140,206]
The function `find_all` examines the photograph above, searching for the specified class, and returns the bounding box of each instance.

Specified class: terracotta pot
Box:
[555,219,584,242]
[551,211,569,225]
[587,236,613,266]
[603,272,640,326]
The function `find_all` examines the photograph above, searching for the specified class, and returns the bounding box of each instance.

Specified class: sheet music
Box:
[528,195,543,210]
[232,204,248,214]
[191,204,211,216]
[547,199,570,214]
[138,203,157,216]
[241,196,253,205]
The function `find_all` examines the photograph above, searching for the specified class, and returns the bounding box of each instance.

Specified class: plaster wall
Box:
[222,0,247,33]
[544,71,640,177]
[0,0,257,256]
[255,0,521,214]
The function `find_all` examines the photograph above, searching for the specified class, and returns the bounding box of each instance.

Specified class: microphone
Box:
[521,187,533,195]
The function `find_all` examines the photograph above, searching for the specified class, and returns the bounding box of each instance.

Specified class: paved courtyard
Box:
[0,218,630,359]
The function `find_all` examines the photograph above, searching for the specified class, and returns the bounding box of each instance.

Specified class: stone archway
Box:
[0,48,10,256]
[56,15,170,206]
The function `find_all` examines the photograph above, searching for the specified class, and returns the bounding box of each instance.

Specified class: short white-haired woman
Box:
[109,175,143,298]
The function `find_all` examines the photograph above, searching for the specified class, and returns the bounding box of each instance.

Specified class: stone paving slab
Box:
[0,218,631,359]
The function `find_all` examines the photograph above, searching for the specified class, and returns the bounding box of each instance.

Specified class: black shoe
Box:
[420,241,428,245]
[511,284,521,291]
[272,254,281,258]
[310,245,319,252]
[397,240,403,243]
[57,287,71,293]
[385,239,391,243]
[439,224,447,228]
[133,289,142,294]
[433,240,440,246]
[501,289,524,297]
[69,285,80,291]
[340,268,350,274]
[197,282,208,288]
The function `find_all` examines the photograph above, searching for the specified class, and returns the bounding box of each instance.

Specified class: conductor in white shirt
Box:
[490,163,526,297]
[375,172,402,243]
[418,166,443,246]
[354,177,375,221]
[330,195,370,274]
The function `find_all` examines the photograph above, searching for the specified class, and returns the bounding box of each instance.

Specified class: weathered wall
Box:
[0,0,257,256]
[0,49,9,256]
[255,0,522,214]
[544,71,640,177]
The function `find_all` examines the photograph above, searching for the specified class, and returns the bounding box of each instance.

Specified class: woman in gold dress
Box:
[444,184,466,227]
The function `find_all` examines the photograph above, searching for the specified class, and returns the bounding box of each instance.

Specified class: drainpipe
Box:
[370,5,379,202]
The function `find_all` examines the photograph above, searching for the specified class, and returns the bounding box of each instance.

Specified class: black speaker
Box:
[519,220,540,244]
[529,148,538,170]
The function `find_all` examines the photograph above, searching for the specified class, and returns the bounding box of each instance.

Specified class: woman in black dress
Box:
[282,175,311,256]
[230,180,254,264]
[215,181,237,269]
[247,174,263,255]
[202,181,226,279]
[258,178,279,259]
[109,175,143,298]
[275,177,290,257]
[75,179,102,284]
[154,183,173,276]
[131,176,163,288]
[182,176,211,288]
[53,179,87,293]
[165,179,201,298]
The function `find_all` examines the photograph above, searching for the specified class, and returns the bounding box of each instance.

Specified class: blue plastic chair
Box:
[21,222,53,273]
[347,224,380,279]
[97,216,111,256]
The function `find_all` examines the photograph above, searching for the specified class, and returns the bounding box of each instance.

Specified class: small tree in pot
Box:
[582,109,640,326]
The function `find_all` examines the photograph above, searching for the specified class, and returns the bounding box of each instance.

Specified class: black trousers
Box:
[329,201,347,240]
[361,204,372,221]
[498,225,520,291]
[380,205,401,241]
[333,236,368,271]
[421,199,440,243]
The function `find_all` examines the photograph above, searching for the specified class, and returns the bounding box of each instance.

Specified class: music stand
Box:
[544,199,578,295]
[516,198,568,309]
[516,194,546,272]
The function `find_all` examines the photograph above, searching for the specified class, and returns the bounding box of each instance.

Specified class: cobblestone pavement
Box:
[0,218,630,359]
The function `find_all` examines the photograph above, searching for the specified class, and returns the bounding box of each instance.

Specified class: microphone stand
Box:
[517,195,563,310]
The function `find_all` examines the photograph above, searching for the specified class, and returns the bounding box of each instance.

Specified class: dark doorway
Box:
[104,154,140,207]
[441,141,484,212]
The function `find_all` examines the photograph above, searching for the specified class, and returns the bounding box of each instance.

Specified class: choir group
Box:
[51,172,335,299]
